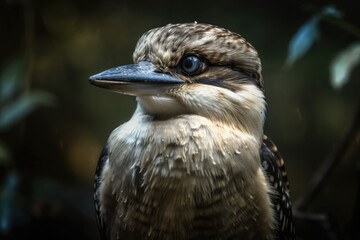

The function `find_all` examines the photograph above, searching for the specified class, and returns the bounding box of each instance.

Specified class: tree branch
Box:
[295,102,360,211]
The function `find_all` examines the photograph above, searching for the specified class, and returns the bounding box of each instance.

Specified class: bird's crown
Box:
[133,23,263,89]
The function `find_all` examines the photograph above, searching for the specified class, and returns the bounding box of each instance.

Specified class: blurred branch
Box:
[349,163,360,239]
[292,210,339,240]
[23,0,34,91]
[322,16,360,39]
[295,103,360,211]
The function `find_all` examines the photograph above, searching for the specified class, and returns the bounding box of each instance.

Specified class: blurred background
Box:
[0,0,359,239]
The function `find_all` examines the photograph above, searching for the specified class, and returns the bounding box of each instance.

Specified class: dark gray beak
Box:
[89,61,183,96]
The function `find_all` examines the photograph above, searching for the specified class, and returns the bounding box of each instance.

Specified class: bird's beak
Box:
[89,61,183,96]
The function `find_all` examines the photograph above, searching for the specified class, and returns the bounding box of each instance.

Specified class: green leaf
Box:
[0,58,26,102]
[285,5,342,67]
[0,172,19,234]
[286,16,320,66]
[330,42,360,89]
[0,91,55,132]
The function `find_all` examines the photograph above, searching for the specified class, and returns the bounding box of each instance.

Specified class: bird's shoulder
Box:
[261,135,290,191]
[94,145,109,240]
[260,135,295,240]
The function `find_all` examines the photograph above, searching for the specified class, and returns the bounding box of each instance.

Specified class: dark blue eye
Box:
[181,55,202,75]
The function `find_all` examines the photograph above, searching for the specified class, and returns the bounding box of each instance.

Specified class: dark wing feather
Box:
[94,144,109,240]
[261,135,296,240]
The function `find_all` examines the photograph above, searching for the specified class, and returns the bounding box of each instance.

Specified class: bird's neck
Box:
[175,83,267,142]
[136,84,266,142]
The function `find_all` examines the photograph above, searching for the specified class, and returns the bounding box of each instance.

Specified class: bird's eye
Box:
[180,55,203,75]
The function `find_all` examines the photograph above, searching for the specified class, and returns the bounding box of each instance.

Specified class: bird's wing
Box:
[94,145,109,240]
[260,135,296,240]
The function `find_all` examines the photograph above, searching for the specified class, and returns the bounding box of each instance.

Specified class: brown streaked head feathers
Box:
[133,23,263,90]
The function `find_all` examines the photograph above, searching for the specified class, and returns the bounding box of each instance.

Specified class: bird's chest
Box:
[105,115,264,239]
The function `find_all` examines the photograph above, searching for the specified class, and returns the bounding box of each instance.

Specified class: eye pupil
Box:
[181,55,202,75]
[183,58,194,69]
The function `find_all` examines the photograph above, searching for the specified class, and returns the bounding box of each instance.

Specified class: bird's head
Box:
[90,23,266,138]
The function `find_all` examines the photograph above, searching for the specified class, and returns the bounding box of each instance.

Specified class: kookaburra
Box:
[89,23,295,240]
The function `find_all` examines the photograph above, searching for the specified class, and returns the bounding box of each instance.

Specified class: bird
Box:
[89,23,295,240]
